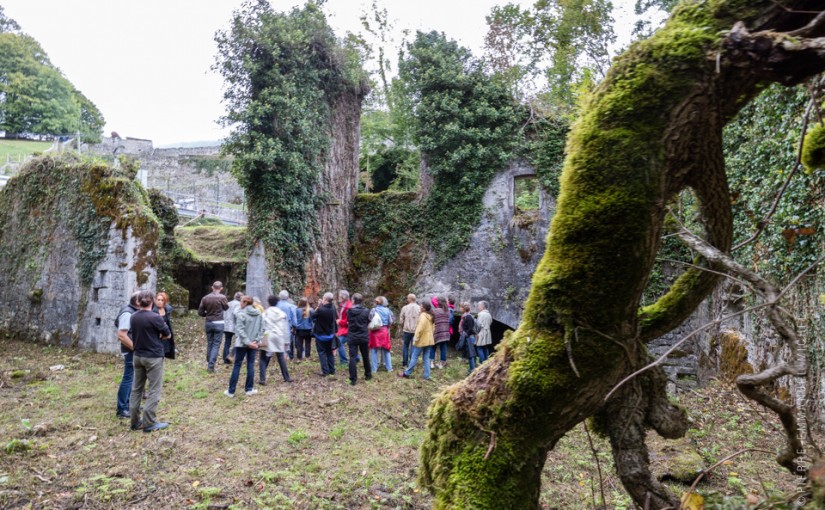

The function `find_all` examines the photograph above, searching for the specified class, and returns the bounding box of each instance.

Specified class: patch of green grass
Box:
[329,423,345,440]
[4,438,31,454]
[0,139,51,163]
[287,429,308,447]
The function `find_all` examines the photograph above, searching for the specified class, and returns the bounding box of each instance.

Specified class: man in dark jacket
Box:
[198,281,228,373]
[129,290,172,433]
[311,292,338,376]
[346,293,372,385]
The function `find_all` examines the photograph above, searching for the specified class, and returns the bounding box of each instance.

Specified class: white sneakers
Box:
[224,390,234,398]
[245,389,258,396]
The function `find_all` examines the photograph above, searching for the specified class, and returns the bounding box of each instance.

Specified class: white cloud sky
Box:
[2,0,641,146]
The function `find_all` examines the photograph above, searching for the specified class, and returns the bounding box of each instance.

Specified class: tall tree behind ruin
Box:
[420,1,825,508]
[214,0,368,296]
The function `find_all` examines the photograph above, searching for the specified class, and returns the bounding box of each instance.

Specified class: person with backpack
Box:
[476,301,493,363]
[115,292,140,419]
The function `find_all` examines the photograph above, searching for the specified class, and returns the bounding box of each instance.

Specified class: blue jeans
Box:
[370,348,392,372]
[402,332,414,366]
[338,335,349,363]
[222,332,234,361]
[477,345,490,364]
[116,351,134,414]
[205,321,224,369]
[316,339,336,375]
[404,345,432,379]
[466,335,477,374]
[429,342,447,362]
[228,346,256,394]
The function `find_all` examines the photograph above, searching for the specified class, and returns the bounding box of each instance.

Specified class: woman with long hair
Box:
[225,295,261,397]
[153,292,175,359]
[368,296,393,372]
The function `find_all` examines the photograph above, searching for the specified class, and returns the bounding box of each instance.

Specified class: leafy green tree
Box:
[0,33,79,137]
[74,89,105,143]
[484,0,615,113]
[0,31,104,140]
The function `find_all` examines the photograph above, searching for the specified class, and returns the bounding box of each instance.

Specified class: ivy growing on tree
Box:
[214,0,367,291]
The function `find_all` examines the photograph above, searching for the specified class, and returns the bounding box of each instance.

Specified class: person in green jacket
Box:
[225,296,261,397]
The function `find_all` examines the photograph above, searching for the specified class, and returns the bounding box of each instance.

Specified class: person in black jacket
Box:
[311,292,338,376]
[346,293,372,385]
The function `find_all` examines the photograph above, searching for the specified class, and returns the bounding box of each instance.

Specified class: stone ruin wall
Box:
[416,161,554,329]
[0,157,159,353]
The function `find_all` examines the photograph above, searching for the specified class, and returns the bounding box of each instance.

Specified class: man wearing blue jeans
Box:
[198,281,228,373]
[115,292,139,418]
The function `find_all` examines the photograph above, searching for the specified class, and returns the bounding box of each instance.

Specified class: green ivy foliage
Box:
[521,114,569,197]
[215,0,368,292]
[724,84,825,280]
[349,191,426,307]
[398,31,522,264]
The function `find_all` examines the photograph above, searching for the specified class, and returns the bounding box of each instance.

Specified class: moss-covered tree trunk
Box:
[420,2,825,508]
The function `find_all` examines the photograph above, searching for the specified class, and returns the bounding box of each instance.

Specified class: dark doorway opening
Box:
[172,263,240,310]
[491,319,515,348]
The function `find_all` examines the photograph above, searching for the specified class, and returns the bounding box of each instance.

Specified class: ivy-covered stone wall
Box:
[0,154,159,352]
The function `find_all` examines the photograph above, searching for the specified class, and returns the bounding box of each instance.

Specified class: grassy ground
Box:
[0,140,51,164]
[0,314,809,509]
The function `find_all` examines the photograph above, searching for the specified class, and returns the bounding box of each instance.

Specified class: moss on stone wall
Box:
[348,191,426,307]
[0,154,159,289]
[175,226,248,264]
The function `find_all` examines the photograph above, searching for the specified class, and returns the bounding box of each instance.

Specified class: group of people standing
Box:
[115,281,497,428]
[397,294,493,380]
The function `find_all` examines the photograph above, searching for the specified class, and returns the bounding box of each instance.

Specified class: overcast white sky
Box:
[2,1,640,146]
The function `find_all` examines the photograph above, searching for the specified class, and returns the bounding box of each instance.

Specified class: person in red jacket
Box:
[336,289,353,365]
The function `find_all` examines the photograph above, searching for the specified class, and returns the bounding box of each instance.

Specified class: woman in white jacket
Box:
[260,295,293,384]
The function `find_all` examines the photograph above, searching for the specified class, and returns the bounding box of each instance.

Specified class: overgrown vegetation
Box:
[725,83,825,279]
[215,0,368,293]
[349,191,426,307]
[399,31,521,263]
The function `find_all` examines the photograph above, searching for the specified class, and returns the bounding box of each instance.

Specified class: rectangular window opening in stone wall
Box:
[513,175,540,213]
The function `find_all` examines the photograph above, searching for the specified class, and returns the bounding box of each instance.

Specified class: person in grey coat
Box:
[475,301,493,363]
[222,292,242,364]
[225,296,261,397]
